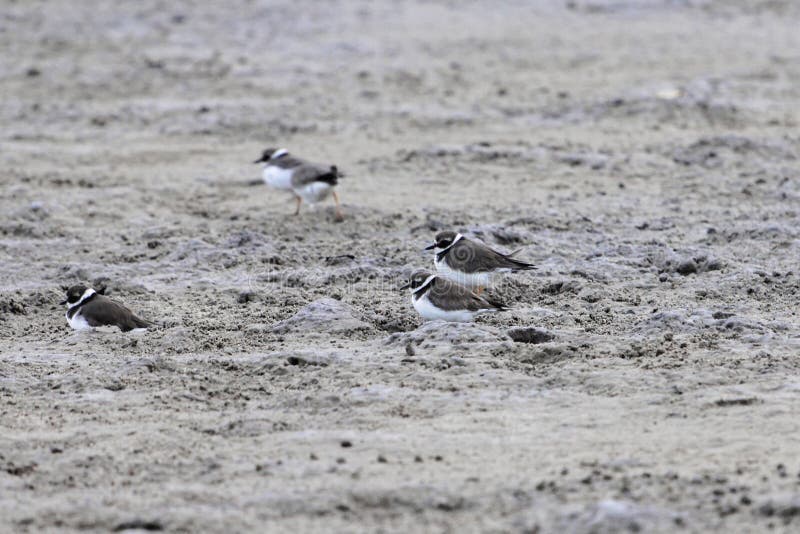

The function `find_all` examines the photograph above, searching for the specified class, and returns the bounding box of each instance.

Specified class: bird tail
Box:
[507,256,536,271]
[317,165,340,186]
[132,315,156,329]
[484,296,509,312]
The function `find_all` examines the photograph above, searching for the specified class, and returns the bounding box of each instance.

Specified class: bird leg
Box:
[293,196,302,216]
[332,191,344,221]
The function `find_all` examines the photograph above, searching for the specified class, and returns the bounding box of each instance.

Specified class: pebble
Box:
[507,327,554,344]
[677,259,698,276]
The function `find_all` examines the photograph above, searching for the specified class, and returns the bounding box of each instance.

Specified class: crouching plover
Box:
[253,148,344,221]
[426,231,535,293]
[60,285,154,331]
[400,269,508,322]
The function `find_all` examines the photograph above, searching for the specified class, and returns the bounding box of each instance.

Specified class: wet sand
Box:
[2,0,800,532]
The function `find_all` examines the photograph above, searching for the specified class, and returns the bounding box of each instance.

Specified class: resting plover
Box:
[253,148,343,221]
[425,231,535,292]
[400,269,508,322]
[60,285,154,332]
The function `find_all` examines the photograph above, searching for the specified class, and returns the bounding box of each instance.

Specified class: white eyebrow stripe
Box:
[439,233,463,253]
[69,288,96,309]
[270,148,289,160]
[413,274,437,296]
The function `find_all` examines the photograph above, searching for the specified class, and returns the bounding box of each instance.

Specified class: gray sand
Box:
[2,0,800,532]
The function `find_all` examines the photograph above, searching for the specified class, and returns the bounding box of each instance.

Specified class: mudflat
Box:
[1,1,799,532]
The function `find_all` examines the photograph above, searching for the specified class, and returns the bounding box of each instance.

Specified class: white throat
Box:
[68,288,96,309]
[270,148,289,160]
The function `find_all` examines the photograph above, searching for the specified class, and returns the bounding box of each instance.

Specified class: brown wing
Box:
[447,239,535,273]
[269,155,305,170]
[426,277,507,312]
[80,296,144,332]
[290,162,339,188]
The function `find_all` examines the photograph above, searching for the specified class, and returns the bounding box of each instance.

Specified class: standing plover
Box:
[426,231,535,292]
[253,148,344,221]
[400,269,507,322]
[60,285,154,331]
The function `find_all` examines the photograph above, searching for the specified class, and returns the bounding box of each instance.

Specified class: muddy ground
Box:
[1,0,800,532]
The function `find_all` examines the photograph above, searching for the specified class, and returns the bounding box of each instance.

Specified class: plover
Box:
[425,231,535,292]
[400,269,508,322]
[253,148,343,221]
[60,285,154,332]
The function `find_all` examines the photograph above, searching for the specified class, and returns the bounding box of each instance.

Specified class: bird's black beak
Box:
[59,299,67,305]
[399,282,411,290]
[253,158,265,164]
[424,243,436,250]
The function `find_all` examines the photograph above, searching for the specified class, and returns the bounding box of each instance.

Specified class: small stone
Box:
[238,291,259,304]
[541,280,580,295]
[677,259,698,275]
[340,440,352,448]
[112,520,163,532]
[776,464,787,477]
[507,327,554,344]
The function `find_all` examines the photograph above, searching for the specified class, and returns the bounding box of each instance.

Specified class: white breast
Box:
[295,181,332,204]
[66,309,92,330]
[412,294,477,322]
[262,165,294,190]
[433,256,492,289]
